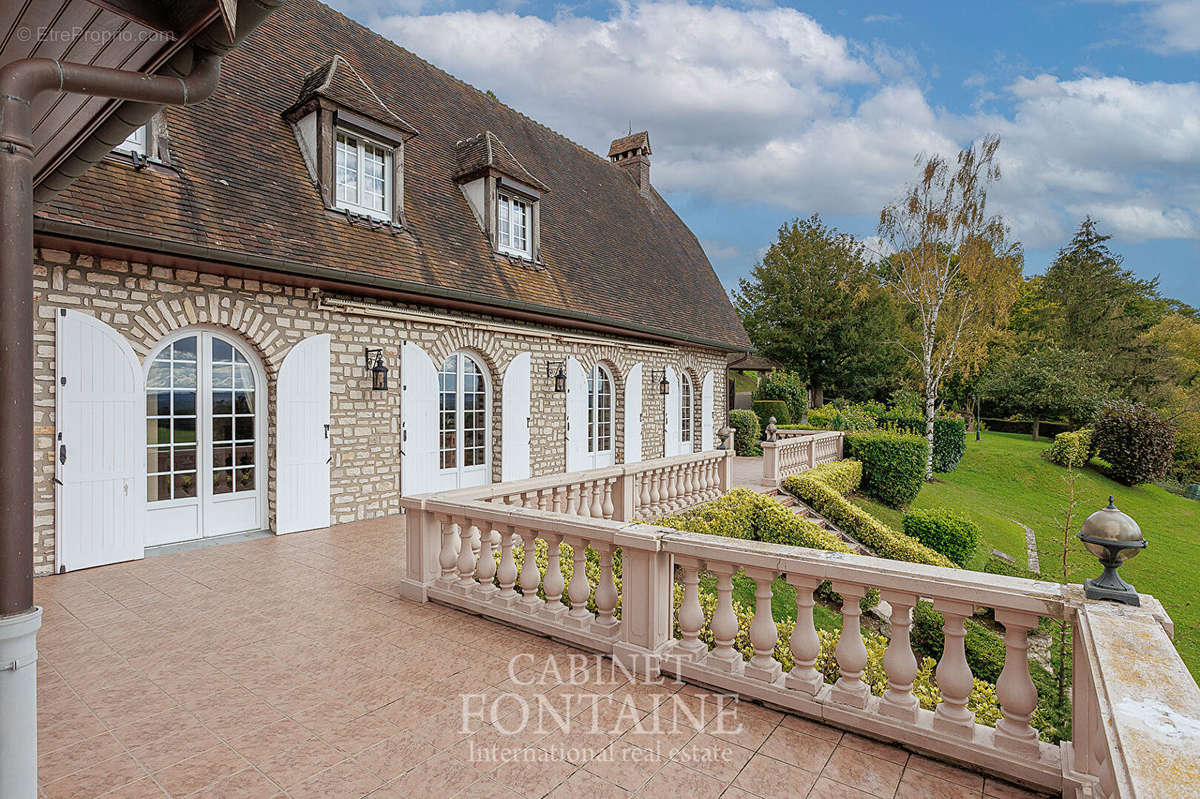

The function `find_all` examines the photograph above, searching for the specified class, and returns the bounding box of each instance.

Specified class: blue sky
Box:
[328,0,1200,306]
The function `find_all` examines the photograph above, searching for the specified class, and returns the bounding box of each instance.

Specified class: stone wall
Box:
[31,247,729,575]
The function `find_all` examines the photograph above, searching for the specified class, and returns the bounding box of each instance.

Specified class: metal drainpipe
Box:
[0,50,222,799]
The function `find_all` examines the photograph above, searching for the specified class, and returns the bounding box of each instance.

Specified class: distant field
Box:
[849,431,1200,678]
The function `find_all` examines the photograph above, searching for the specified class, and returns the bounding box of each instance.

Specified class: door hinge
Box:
[323,424,330,439]
[60,376,66,386]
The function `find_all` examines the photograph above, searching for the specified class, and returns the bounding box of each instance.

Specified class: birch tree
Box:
[878,135,1022,480]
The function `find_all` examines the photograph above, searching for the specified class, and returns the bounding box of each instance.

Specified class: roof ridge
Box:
[308,0,617,170]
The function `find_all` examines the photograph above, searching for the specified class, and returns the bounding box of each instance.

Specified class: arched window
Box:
[438,353,490,487]
[588,364,614,456]
[680,373,693,449]
[145,330,262,545]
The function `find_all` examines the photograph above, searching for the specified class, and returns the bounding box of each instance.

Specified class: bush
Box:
[728,409,761,456]
[785,468,955,568]
[658,488,850,553]
[983,552,1039,580]
[902,508,980,567]
[805,460,862,496]
[910,601,1006,684]
[753,371,808,421]
[875,413,967,472]
[1046,428,1094,469]
[809,404,878,432]
[844,430,928,508]
[753,400,791,432]
[1092,400,1177,485]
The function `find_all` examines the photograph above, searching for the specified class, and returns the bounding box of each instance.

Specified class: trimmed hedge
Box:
[902,508,980,567]
[912,602,1006,684]
[809,404,878,432]
[658,487,849,553]
[752,371,808,421]
[1092,400,1176,485]
[844,430,928,508]
[805,459,862,496]
[876,413,967,473]
[728,409,761,456]
[785,466,955,568]
[753,400,791,431]
[1046,428,1094,468]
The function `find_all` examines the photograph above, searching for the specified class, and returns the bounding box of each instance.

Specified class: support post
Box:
[612,532,672,678]
[761,441,779,487]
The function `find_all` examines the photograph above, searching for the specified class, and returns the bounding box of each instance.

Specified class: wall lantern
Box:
[1078,496,1147,606]
[546,360,566,393]
[364,347,388,391]
[650,368,670,395]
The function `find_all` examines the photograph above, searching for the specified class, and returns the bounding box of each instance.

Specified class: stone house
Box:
[30,0,749,574]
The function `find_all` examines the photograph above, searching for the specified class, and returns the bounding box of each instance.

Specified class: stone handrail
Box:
[397,454,1194,799]
[761,430,844,487]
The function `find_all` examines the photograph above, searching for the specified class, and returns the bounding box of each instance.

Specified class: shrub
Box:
[887,387,924,417]
[785,469,955,568]
[728,409,761,456]
[902,508,980,567]
[1092,400,1177,485]
[753,400,791,432]
[753,371,808,421]
[910,601,1006,684]
[805,460,862,496]
[875,413,967,472]
[658,488,850,553]
[1046,428,1094,469]
[983,553,1039,580]
[809,404,878,432]
[844,430,928,507]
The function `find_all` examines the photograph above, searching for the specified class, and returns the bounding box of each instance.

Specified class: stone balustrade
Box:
[761,430,844,487]
[398,452,1198,799]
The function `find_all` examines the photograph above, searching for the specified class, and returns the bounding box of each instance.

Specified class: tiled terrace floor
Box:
[35,516,1045,799]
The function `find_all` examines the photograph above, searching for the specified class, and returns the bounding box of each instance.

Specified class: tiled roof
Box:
[609,131,651,157]
[38,0,750,351]
[453,131,550,192]
[290,55,419,136]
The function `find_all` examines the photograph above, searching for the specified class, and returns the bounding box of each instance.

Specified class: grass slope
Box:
[853,431,1200,677]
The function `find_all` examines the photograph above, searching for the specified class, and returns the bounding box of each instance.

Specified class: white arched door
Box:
[624,363,643,464]
[144,330,266,545]
[437,352,492,490]
[701,370,715,451]
[502,352,531,481]
[277,334,330,534]
[679,371,695,455]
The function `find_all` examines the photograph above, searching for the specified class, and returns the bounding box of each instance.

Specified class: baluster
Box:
[523,491,537,510]
[680,463,694,507]
[661,465,675,512]
[578,482,593,518]
[933,600,977,735]
[669,465,683,510]
[675,558,707,660]
[518,529,542,611]
[542,534,567,617]
[438,515,457,582]
[830,583,870,708]
[784,575,822,694]
[638,472,652,519]
[744,568,783,683]
[552,486,565,514]
[589,481,604,518]
[566,483,580,516]
[994,610,1041,755]
[496,526,518,605]
[647,468,660,517]
[593,543,619,631]
[538,490,550,512]
[706,458,719,501]
[707,564,743,673]
[475,526,498,598]
[878,592,919,721]
[566,538,592,627]
[457,519,477,589]
[601,478,615,520]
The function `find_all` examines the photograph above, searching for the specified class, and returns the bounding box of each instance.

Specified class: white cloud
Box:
[347,1,1200,250]
[1136,0,1200,53]
[863,13,901,24]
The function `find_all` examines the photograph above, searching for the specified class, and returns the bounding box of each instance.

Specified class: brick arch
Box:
[576,345,632,383]
[122,293,286,378]
[424,327,505,385]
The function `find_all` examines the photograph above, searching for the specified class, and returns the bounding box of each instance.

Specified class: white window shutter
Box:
[401,342,440,495]
[624,363,643,463]
[701,370,715,451]
[565,356,588,472]
[502,352,532,481]
[277,334,331,534]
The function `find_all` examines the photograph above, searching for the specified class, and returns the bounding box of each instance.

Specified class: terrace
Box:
[33,443,1200,798]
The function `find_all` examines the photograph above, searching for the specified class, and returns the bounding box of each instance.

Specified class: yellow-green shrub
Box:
[658,488,850,553]
[1046,428,1094,468]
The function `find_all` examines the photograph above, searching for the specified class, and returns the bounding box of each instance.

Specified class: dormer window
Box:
[335,130,392,220]
[497,191,531,257]
[115,126,146,155]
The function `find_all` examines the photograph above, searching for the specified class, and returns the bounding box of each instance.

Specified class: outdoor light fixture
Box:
[1078,496,1147,606]
[650,369,670,395]
[364,347,388,391]
[546,360,566,392]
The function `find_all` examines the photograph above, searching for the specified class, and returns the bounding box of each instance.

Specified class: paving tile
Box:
[252,735,344,788]
[151,743,248,797]
[353,732,439,781]
[836,733,909,766]
[906,754,986,791]
[760,726,837,771]
[895,768,982,799]
[384,749,483,796]
[671,732,753,783]
[818,747,904,799]
[38,731,125,785]
[489,746,579,799]
[731,754,817,799]
[805,775,879,798]
[42,752,148,799]
[186,767,284,799]
[584,739,665,792]
[289,759,384,799]
[98,776,170,798]
[984,778,1046,799]
[544,767,632,799]
[638,761,726,799]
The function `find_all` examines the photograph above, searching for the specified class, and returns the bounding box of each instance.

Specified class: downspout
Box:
[0,47,222,799]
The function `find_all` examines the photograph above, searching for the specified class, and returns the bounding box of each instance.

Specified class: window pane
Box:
[236,467,255,492]
[212,364,232,389]
[213,391,233,415]
[498,197,510,247]
[175,472,197,499]
[212,338,232,363]
[336,133,358,204]
[173,337,197,361]
[235,444,255,467]
[213,417,233,442]
[234,391,254,414]
[173,362,196,389]
[235,417,254,441]
[362,143,387,212]
[173,417,196,443]
[213,469,233,495]
[212,445,233,469]
[174,391,196,416]
[147,360,171,388]
[147,418,169,445]
[147,446,171,473]
[234,364,253,390]
[148,474,171,502]
[174,446,196,472]
[147,391,170,416]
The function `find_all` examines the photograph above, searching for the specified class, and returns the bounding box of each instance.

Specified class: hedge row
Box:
[876,413,967,473]
[658,487,850,553]
[902,507,981,567]
[844,430,928,508]
[728,409,761,456]
[785,464,956,568]
[753,399,791,431]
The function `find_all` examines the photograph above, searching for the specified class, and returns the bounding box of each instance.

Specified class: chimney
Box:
[608,131,651,199]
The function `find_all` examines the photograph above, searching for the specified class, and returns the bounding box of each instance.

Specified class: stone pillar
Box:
[612,531,672,678]
[761,441,779,487]
[398,506,442,602]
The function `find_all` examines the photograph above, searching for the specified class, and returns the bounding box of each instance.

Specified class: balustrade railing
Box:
[398,449,1195,799]
[761,430,844,487]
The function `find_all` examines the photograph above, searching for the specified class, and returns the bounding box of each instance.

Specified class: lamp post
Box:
[1078,497,1146,606]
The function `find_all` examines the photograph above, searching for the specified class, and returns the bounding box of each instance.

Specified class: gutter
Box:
[33,216,754,355]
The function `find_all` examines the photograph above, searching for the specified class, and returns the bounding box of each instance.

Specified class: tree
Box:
[979,347,1109,439]
[877,135,1023,480]
[734,215,901,407]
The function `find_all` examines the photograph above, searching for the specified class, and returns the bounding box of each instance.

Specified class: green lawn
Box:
[851,431,1200,677]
